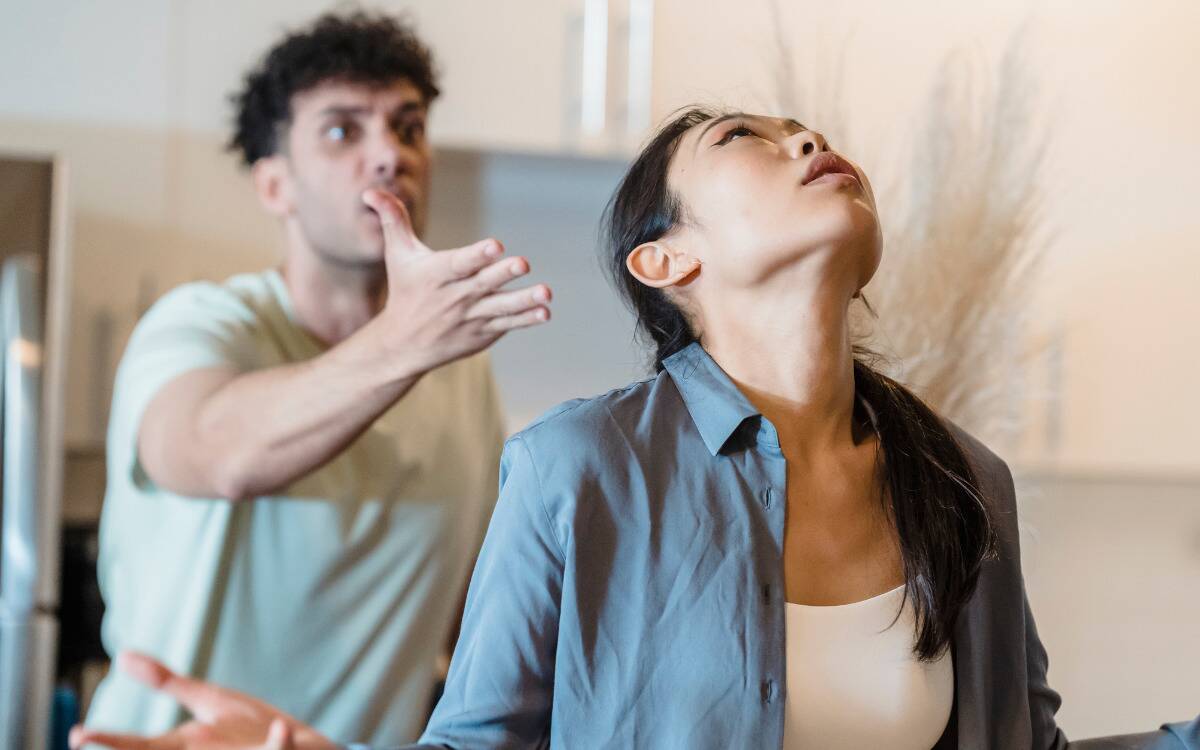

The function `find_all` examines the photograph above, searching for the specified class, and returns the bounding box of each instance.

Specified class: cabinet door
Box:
[405,0,582,153]
[650,0,777,125]
[169,0,580,153]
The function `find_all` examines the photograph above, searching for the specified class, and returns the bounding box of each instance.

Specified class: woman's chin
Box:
[788,216,881,263]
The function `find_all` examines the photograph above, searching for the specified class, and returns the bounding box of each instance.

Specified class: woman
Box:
[73,109,1198,750]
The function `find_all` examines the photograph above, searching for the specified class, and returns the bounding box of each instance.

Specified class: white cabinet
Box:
[404,0,581,153]
[410,0,664,156]
[649,0,778,125]
[71,0,584,154]
[170,0,637,155]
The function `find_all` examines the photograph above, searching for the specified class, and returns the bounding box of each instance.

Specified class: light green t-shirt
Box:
[86,269,505,745]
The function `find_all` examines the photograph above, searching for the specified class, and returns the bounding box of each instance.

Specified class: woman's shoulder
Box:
[504,371,669,465]
[517,373,660,436]
[943,421,1012,485]
[940,418,1021,545]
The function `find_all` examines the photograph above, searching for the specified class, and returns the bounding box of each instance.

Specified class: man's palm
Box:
[69,652,336,750]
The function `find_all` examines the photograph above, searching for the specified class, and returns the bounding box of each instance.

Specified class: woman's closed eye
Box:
[716,125,757,146]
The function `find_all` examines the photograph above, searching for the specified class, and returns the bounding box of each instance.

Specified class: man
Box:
[84,11,551,746]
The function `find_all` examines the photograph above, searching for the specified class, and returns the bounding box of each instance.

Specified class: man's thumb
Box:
[363,188,430,257]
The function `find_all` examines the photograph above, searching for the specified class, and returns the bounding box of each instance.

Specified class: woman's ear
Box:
[251,155,294,217]
[625,242,702,289]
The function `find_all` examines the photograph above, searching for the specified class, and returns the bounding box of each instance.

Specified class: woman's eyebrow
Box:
[693,115,807,153]
[694,113,742,152]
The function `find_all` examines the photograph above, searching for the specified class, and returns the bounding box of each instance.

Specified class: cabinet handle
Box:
[581,0,609,137]
[626,0,653,137]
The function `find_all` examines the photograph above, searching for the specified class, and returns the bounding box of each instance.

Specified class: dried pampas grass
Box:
[771,15,1053,453]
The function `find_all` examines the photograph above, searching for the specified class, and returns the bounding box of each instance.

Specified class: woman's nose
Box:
[786,129,828,158]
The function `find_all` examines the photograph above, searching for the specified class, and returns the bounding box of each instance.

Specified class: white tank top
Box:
[782,584,954,750]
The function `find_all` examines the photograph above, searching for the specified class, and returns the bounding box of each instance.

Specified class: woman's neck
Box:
[701,279,861,459]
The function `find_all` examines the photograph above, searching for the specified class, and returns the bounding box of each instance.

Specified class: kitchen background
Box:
[1,0,1197,742]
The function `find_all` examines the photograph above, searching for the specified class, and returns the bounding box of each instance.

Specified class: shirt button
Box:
[760,487,775,509]
[761,679,776,704]
[762,584,771,604]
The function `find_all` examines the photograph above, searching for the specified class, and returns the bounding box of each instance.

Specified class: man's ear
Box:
[625,241,702,289]
[251,155,294,217]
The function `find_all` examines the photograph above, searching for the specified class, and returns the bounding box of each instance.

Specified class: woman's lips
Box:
[806,171,860,187]
[801,152,860,186]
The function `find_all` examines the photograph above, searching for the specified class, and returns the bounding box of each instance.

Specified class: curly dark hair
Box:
[227,10,440,167]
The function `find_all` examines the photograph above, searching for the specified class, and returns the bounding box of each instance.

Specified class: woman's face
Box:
[666,114,882,296]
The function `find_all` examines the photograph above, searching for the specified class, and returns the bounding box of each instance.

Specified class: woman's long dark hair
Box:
[602,107,995,660]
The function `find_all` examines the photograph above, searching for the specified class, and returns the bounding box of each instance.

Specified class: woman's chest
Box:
[780,470,904,605]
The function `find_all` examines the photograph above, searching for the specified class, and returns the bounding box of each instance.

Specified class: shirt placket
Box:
[744,418,788,748]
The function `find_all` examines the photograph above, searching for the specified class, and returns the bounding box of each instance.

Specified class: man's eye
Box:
[397,120,426,143]
[325,124,353,142]
[717,125,755,145]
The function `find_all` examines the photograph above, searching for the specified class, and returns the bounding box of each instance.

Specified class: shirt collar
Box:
[662,342,765,456]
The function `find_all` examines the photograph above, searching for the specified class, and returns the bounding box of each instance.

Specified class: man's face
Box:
[277,78,431,267]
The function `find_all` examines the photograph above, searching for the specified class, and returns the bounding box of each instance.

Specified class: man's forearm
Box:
[191,316,427,499]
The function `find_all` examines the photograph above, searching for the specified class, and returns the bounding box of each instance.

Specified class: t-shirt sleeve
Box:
[473,351,508,548]
[106,281,262,492]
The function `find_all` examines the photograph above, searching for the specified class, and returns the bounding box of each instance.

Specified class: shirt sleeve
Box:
[414,434,564,749]
[107,280,261,492]
[1023,589,1072,749]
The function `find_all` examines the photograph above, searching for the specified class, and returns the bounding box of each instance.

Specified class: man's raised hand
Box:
[361,188,552,376]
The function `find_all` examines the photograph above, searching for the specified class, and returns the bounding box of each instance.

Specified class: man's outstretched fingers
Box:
[361,189,423,255]
[263,719,294,750]
[117,651,240,724]
[116,651,174,689]
[441,239,505,284]
[467,284,552,320]
[458,256,530,297]
[481,306,551,334]
[69,725,155,750]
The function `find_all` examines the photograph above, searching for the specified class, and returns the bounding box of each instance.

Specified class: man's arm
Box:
[139,189,550,500]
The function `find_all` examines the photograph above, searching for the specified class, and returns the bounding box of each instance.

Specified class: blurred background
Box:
[0,0,1197,745]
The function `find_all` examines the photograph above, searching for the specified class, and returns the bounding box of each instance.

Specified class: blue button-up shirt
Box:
[379,343,1197,750]
[419,342,793,748]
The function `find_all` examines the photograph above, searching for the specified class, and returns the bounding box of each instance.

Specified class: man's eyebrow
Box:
[316,101,426,118]
[390,101,426,117]
[785,118,806,132]
[317,105,369,118]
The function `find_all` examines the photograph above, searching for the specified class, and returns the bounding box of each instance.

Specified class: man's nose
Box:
[371,130,419,180]
[785,129,828,159]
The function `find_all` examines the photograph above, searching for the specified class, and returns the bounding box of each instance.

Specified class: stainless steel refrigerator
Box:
[0,153,72,750]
